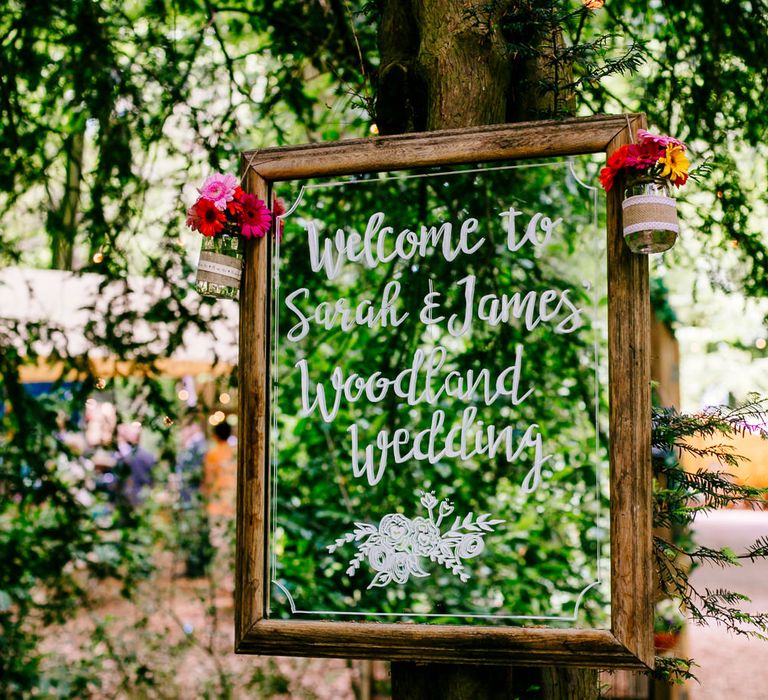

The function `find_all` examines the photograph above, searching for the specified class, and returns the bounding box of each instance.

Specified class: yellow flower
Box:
[658,144,690,183]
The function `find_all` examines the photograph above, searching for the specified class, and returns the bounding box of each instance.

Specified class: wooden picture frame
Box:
[235,114,653,669]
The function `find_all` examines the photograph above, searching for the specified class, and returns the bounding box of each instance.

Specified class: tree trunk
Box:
[413,0,513,129]
[509,26,575,121]
[50,128,84,270]
[379,2,595,697]
[391,664,598,699]
[541,668,599,699]
[392,664,514,699]
[378,0,513,133]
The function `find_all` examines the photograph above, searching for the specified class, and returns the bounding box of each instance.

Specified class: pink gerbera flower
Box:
[637,129,685,151]
[239,194,272,238]
[624,141,665,169]
[199,173,239,211]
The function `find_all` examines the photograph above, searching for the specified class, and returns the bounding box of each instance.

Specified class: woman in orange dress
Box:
[202,422,237,540]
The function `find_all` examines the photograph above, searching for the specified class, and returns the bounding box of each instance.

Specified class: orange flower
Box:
[658,144,690,184]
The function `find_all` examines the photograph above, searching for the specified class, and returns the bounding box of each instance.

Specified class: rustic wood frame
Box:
[236,114,653,669]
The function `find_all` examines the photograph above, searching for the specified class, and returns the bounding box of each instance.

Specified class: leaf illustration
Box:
[354,523,377,536]
[367,571,393,589]
[327,534,351,552]
[408,558,431,578]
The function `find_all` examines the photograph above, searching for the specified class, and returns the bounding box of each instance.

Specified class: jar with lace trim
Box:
[195,234,243,300]
[621,179,679,254]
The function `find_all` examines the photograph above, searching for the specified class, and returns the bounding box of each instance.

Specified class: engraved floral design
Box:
[326,492,504,589]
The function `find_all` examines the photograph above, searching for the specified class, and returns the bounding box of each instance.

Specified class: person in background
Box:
[202,422,236,524]
[175,418,210,577]
[202,421,237,599]
[176,419,207,503]
[115,422,156,507]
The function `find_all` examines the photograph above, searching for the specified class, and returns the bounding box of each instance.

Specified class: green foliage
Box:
[0,338,158,693]
[0,0,369,272]
[650,276,678,330]
[651,397,768,681]
[651,656,698,686]
[583,0,768,298]
[501,0,646,118]
[1,0,768,694]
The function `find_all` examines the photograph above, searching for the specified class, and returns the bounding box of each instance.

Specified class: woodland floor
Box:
[42,548,386,699]
[41,508,768,698]
[686,508,768,700]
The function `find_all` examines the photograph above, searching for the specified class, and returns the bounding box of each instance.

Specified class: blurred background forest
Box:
[2,0,768,697]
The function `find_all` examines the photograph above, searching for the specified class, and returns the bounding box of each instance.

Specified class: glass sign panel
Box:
[269,156,609,627]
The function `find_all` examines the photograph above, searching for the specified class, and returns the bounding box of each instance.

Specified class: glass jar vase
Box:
[621,180,679,254]
[195,234,243,300]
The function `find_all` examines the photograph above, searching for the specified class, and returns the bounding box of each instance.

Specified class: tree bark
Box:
[377,0,425,134]
[413,0,513,130]
[392,664,599,699]
[377,0,513,133]
[379,2,596,697]
[541,668,599,699]
[50,128,84,271]
[392,663,515,700]
[509,26,575,121]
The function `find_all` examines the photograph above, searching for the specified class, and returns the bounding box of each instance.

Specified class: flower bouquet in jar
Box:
[653,597,686,653]
[600,129,690,254]
[186,173,273,300]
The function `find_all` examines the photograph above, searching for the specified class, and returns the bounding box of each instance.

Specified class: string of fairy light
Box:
[177,386,232,426]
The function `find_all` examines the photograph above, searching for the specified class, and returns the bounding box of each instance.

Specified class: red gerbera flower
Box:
[239,194,272,238]
[599,166,615,191]
[194,198,226,237]
[273,196,286,241]
[599,144,632,191]
[608,144,631,171]
[186,203,202,231]
[227,186,245,216]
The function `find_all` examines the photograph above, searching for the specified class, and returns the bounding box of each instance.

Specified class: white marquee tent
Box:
[0,267,239,382]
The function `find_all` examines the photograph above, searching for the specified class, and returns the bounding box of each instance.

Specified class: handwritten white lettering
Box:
[306,212,485,280]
